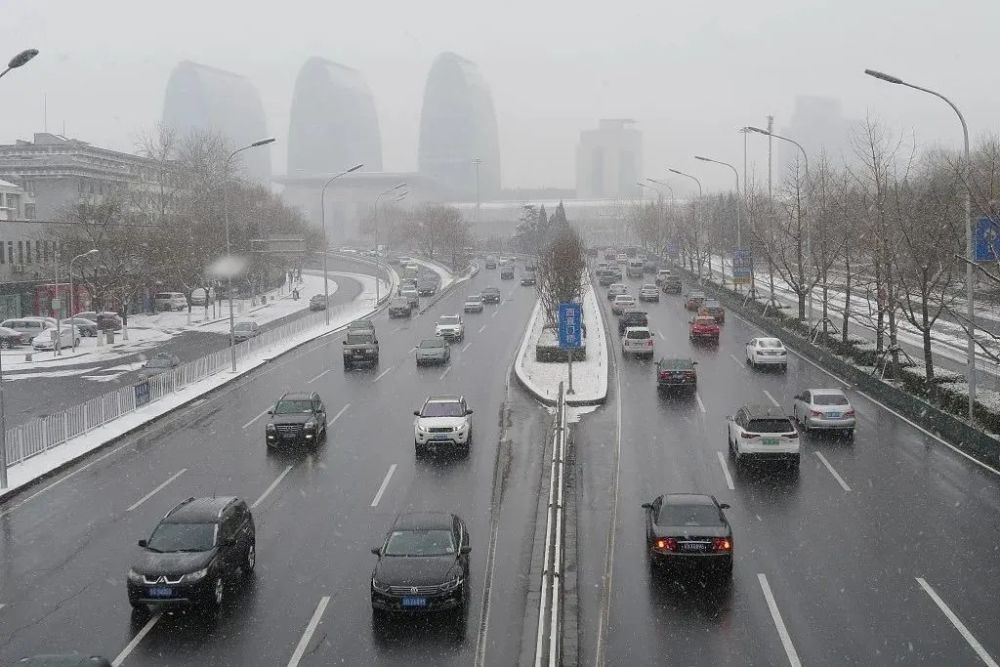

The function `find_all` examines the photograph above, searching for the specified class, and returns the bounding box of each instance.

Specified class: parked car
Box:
[63,317,99,337]
[190,287,215,306]
[413,395,474,456]
[127,497,255,612]
[415,337,451,366]
[618,310,648,336]
[464,294,484,313]
[661,276,683,294]
[388,296,413,318]
[1,317,53,343]
[309,294,328,311]
[656,357,698,393]
[265,391,328,447]
[727,404,800,467]
[792,388,856,436]
[370,512,471,619]
[154,292,188,312]
[607,283,628,300]
[481,287,501,304]
[700,299,725,324]
[232,320,260,342]
[745,337,787,371]
[435,314,465,342]
[96,312,123,331]
[138,352,181,377]
[612,294,637,315]
[639,284,660,302]
[0,325,27,348]
[642,494,733,580]
[684,291,706,310]
[622,327,655,358]
[32,325,81,351]
[689,315,720,344]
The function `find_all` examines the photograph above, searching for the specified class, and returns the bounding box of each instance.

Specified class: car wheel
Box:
[846,428,855,441]
[0,340,9,349]
[243,540,256,576]
[414,440,424,457]
[209,575,224,609]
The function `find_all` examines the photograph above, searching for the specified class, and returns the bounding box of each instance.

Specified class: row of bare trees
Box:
[360,203,471,270]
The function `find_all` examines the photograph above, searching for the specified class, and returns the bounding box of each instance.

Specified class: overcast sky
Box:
[3,0,998,195]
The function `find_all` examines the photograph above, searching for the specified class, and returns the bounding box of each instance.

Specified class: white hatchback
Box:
[612,294,637,315]
[621,327,655,358]
[746,337,788,370]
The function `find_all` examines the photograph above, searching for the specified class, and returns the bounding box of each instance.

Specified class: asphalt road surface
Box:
[577,268,1000,666]
[0,267,547,666]
[0,263,366,428]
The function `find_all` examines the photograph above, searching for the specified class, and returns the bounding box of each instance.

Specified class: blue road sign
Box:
[558,302,583,349]
[975,216,1000,262]
[731,248,752,283]
[134,381,151,407]
[666,241,679,258]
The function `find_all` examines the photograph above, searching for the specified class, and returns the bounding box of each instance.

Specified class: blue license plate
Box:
[827,412,841,418]
[402,596,427,607]
[148,586,173,598]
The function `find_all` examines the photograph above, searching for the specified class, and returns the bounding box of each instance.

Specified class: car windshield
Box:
[234,323,254,331]
[657,504,723,527]
[422,401,464,417]
[705,300,720,308]
[627,330,650,339]
[439,316,460,325]
[814,394,849,406]
[749,418,795,433]
[384,529,456,556]
[759,339,784,348]
[274,399,313,414]
[147,522,217,552]
[419,339,445,349]
[346,333,372,344]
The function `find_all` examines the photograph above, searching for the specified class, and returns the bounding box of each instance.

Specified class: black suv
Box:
[481,287,501,304]
[618,310,649,336]
[127,497,255,612]
[656,357,698,393]
[266,392,328,447]
[371,512,471,620]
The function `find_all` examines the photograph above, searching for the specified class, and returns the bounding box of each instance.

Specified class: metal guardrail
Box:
[2,260,397,470]
[534,381,567,666]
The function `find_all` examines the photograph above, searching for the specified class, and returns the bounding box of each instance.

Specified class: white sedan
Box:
[32,325,81,351]
[612,294,637,315]
[621,327,655,358]
[792,388,856,436]
[746,337,787,370]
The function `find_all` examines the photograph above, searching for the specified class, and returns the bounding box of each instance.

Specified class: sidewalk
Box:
[515,279,608,406]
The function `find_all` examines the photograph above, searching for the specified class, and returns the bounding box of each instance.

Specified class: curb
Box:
[0,269,398,505]
[417,262,480,315]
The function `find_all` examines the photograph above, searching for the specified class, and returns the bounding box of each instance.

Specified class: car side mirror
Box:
[413,410,421,417]
[342,340,347,345]
[466,409,474,415]
[267,410,273,416]
[719,503,731,510]
[137,539,148,548]
[640,502,652,509]
[692,361,698,365]
[371,547,381,556]
[726,415,733,421]
[460,545,472,555]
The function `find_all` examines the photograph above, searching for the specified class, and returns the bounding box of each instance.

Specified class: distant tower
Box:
[778,96,854,176]
[576,119,643,199]
[418,52,501,200]
[287,57,382,176]
[162,61,271,183]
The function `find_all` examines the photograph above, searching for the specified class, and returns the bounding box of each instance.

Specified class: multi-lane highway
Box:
[0,265,549,666]
[578,266,1000,666]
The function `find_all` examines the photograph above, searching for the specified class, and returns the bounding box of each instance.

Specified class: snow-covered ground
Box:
[515,281,608,405]
[410,256,455,291]
[0,271,394,501]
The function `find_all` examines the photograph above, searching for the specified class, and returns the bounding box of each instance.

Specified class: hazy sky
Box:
[4,0,998,195]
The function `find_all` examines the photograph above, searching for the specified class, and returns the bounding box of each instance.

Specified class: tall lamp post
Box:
[69,249,98,348]
[0,48,38,80]
[746,126,812,320]
[224,138,275,372]
[694,156,741,247]
[639,180,672,253]
[319,163,365,325]
[669,168,704,280]
[864,68,976,420]
[373,183,407,303]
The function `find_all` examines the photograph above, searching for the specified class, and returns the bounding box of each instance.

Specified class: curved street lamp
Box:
[373,183,407,303]
[318,163,365,324]
[0,48,38,80]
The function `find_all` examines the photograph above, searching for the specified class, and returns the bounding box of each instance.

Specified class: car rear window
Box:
[626,330,651,339]
[748,418,795,433]
[759,339,783,348]
[419,339,445,349]
[813,394,849,406]
[346,333,373,345]
[694,317,717,326]
[657,504,723,527]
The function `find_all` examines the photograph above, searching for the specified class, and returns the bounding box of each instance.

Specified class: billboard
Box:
[974,216,1000,262]
[558,302,583,349]
[731,249,752,285]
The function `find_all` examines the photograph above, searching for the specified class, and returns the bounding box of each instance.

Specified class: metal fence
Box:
[3,292,382,469]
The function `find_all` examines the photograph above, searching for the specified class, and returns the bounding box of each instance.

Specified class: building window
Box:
[7,241,12,265]
[25,241,32,264]
[17,240,23,264]
[25,203,35,220]
[35,241,41,264]
[0,239,4,264]
[42,240,48,262]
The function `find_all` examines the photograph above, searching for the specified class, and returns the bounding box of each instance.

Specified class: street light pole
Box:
[69,249,98,349]
[864,68,976,420]
[694,155,742,247]
[224,137,275,372]
[372,183,407,304]
[473,158,482,227]
[669,168,704,281]
[0,48,38,80]
[319,163,365,325]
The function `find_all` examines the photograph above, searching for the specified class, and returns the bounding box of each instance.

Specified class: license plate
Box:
[148,586,173,598]
[680,543,707,552]
[827,412,841,419]
[283,432,297,440]
[402,596,427,607]
[354,351,366,357]
[430,435,451,441]
[762,437,779,445]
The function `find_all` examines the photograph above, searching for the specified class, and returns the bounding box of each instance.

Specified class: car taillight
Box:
[686,372,696,379]
[845,410,855,417]
[711,537,732,552]
[740,432,757,439]
[786,431,798,439]
[659,371,669,379]
[647,339,654,346]
[655,538,677,552]
[809,410,823,417]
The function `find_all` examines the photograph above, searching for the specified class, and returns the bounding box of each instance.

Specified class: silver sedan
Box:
[415,337,451,366]
[792,388,856,436]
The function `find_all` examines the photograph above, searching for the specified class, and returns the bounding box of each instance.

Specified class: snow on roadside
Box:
[409,256,455,290]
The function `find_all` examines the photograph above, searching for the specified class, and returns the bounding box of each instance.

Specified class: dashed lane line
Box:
[374,366,394,382]
[242,407,271,430]
[127,469,187,512]
[716,451,735,490]
[478,325,487,333]
[729,353,745,368]
[440,366,452,380]
[461,341,472,352]
[328,403,350,425]
[916,577,998,667]
[112,612,161,667]
[306,368,332,384]
[287,596,331,667]
[762,389,780,408]
[757,573,802,667]
[695,392,707,414]
[371,464,397,507]
[251,465,293,509]
[814,452,851,492]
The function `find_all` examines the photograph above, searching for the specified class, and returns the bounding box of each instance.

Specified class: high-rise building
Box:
[162,61,271,183]
[777,96,855,177]
[576,119,642,199]
[418,52,501,200]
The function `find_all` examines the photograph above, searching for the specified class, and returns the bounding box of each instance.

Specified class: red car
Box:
[685,292,706,311]
[689,315,720,343]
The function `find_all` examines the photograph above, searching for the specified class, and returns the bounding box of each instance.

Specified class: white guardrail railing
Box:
[4,260,394,469]
[534,381,567,666]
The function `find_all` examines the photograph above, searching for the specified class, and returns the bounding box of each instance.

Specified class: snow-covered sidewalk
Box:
[0,271,395,501]
[515,281,608,405]
[410,256,455,291]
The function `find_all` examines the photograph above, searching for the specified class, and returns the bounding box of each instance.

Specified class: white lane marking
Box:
[595,350,624,664]
[127,469,187,512]
[0,603,6,612]
[783,345,851,387]
[814,452,851,492]
[763,389,780,408]
[242,407,271,430]
[306,368,332,384]
[757,573,802,667]
[478,324,487,333]
[251,465,293,509]
[440,366,452,380]
[409,346,417,353]
[461,341,472,352]
[491,308,500,318]
[329,403,350,425]
[373,366,394,382]
[657,330,665,340]
[112,612,161,667]
[755,513,763,522]
[916,577,998,667]
[474,515,501,667]
[391,325,402,333]
[370,464,397,507]
[729,353,744,368]
[287,596,331,667]
[716,451,735,490]
[855,390,1000,478]
[695,392,707,414]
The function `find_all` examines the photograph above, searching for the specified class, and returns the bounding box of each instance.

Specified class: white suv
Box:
[622,327,655,358]
[727,405,799,467]
[154,292,188,312]
[414,395,474,456]
[435,314,465,342]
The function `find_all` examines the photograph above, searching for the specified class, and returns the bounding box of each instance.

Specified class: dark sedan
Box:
[642,493,733,581]
[371,512,471,621]
[0,325,27,349]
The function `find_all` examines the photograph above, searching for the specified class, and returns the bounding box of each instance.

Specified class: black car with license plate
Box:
[127,496,255,612]
[642,493,732,580]
[343,329,379,369]
[618,310,648,336]
[371,512,471,620]
[481,287,501,304]
[656,357,698,393]
[265,392,328,447]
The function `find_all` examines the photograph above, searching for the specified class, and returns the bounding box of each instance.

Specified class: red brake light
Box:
[711,537,732,552]
[647,339,654,346]
[809,410,823,417]
[655,538,677,552]
[845,410,855,417]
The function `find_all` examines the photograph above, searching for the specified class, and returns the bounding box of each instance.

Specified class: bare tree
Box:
[536,221,586,327]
